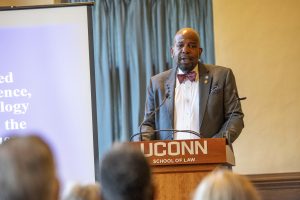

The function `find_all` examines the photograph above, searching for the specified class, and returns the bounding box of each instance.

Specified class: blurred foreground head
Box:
[0,134,59,200]
[193,169,261,200]
[100,143,154,200]
[64,183,101,200]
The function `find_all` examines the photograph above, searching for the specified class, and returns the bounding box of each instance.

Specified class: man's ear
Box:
[199,47,203,56]
[170,47,174,58]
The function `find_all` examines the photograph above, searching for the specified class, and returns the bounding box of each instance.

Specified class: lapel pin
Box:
[204,75,209,84]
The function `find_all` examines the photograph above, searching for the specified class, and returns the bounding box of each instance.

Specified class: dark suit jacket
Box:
[140,62,244,142]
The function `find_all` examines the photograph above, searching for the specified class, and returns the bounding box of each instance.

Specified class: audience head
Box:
[193,169,261,200]
[0,134,59,200]
[100,142,154,200]
[63,183,101,200]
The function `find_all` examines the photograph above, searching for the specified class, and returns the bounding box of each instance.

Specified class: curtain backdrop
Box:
[67,0,214,155]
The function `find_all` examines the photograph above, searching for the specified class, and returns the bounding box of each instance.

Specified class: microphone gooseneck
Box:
[129,129,201,141]
[136,93,170,141]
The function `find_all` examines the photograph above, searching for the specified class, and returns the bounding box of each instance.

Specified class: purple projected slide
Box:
[0,5,97,191]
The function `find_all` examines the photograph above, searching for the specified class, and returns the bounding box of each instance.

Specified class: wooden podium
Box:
[131,138,235,200]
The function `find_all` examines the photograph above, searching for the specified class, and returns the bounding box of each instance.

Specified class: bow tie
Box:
[177,71,197,84]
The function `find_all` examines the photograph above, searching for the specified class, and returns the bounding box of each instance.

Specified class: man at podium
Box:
[139,27,244,142]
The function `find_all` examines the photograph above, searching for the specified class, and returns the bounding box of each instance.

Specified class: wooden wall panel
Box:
[248,172,300,200]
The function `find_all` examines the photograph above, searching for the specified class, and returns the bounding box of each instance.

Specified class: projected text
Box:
[0,72,32,130]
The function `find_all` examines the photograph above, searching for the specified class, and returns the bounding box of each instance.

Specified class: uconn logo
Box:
[140,140,208,157]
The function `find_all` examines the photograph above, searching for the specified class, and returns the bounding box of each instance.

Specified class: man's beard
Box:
[175,55,198,73]
[178,62,197,73]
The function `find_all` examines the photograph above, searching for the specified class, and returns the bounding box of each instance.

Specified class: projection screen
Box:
[0,3,99,190]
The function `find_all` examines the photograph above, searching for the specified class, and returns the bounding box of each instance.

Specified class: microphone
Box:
[165,129,201,140]
[135,92,170,141]
[223,95,246,145]
[237,97,247,101]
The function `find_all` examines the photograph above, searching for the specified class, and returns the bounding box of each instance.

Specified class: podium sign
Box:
[131,138,235,166]
[131,138,235,200]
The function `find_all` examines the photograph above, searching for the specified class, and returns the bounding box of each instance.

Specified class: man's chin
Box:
[178,63,196,72]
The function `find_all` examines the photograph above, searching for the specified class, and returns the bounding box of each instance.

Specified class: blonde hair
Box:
[64,183,101,200]
[0,135,59,200]
[193,169,261,200]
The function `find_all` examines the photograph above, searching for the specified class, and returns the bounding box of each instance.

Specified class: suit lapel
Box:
[198,63,211,127]
[165,67,177,129]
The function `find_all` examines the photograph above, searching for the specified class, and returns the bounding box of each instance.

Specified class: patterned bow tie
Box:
[177,71,197,84]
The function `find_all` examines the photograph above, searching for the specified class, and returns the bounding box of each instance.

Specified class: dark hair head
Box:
[100,143,153,200]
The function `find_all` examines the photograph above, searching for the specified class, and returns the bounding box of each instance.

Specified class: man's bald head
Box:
[173,27,201,46]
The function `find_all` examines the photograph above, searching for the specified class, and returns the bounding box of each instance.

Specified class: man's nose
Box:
[182,45,190,53]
